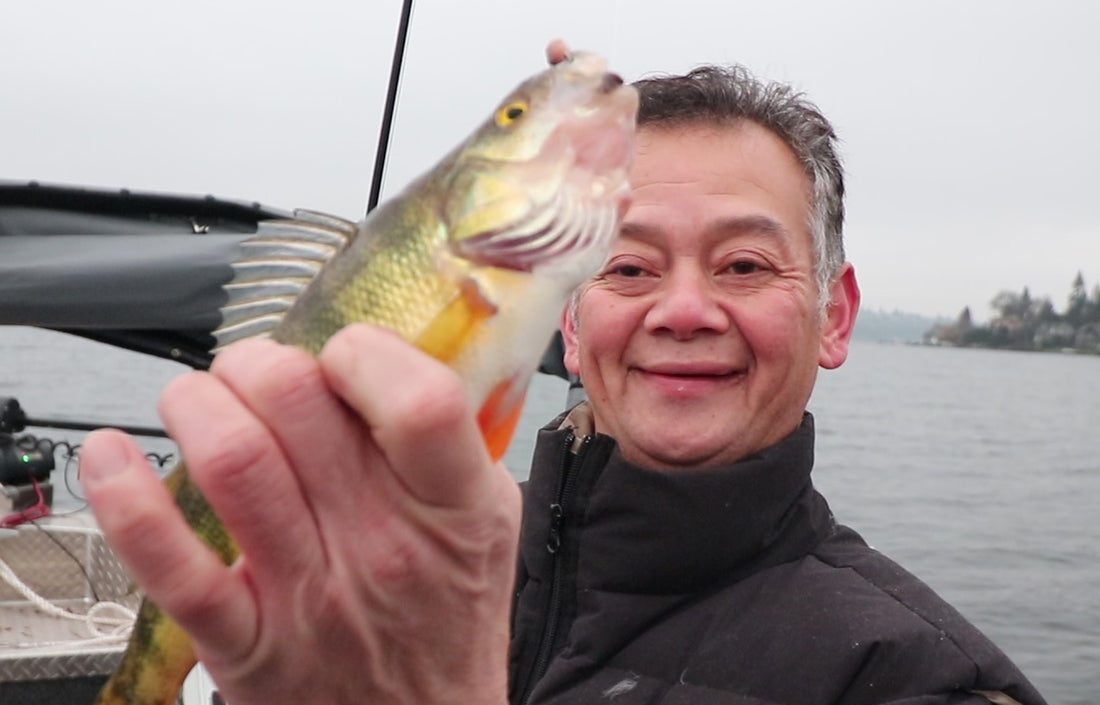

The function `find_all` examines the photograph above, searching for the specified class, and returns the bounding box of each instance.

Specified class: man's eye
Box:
[728,261,761,275]
[612,264,646,277]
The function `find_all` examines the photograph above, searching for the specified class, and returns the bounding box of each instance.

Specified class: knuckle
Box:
[357,518,429,591]
[159,560,231,622]
[372,540,422,587]
[159,369,209,413]
[392,367,470,436]
[216,340,324,411]
[210,337,286,373]
[103,491,169,548]
[188,426,275,496]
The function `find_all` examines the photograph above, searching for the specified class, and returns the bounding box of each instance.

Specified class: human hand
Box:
[81,325,521,705]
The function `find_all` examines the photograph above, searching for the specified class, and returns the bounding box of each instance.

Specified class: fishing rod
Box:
[367,0,415,214]
[0,397,168,440]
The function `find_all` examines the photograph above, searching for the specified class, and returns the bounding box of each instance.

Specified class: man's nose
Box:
[643,269,730,339]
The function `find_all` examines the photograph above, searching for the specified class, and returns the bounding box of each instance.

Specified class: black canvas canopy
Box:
[0,180,293,369]
[0,180,574,380]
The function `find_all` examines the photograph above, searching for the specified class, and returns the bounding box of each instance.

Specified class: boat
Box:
[0,179,295,704]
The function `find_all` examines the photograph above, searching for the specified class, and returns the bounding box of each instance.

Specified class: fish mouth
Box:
[601,72,625,92]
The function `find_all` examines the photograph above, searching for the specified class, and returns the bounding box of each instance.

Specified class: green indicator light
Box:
[21,454,31,463]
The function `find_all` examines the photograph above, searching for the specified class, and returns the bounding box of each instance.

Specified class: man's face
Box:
[562,122,859,469]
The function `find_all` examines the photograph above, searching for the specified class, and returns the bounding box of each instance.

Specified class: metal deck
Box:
[0,512,138,685]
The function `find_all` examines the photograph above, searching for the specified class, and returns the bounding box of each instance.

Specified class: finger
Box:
[80,429,256,648]
[319,324,495,510]
[158,364,322,585]
[206,338,377,524]
[546,38,572,65]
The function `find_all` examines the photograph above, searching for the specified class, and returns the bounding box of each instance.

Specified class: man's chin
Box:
[617,427,749,471]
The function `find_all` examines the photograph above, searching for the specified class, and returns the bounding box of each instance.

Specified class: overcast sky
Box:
[3,0,1097,320]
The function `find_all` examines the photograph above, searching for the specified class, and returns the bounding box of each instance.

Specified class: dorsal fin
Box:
[212,209,359,352]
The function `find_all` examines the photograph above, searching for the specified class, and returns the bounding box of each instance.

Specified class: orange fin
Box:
[477,377,527,461]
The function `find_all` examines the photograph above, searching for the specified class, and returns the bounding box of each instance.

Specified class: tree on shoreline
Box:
[923,271,1100,354]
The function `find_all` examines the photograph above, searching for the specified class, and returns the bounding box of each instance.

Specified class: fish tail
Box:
[95,597,197,705]
[97,463,239,704]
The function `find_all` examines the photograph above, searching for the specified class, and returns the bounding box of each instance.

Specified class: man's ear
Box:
[819,263,861,370]
[560,303,582,376]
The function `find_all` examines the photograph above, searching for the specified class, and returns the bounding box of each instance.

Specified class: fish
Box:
[94,48,637,705]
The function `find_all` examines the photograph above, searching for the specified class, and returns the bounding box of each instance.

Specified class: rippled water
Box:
[2,327,1096,704]
[808,342,1099,704]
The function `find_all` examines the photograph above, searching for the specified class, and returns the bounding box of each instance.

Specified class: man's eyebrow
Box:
[618,221,659,241]
[710,214,791,238]
[619,215,791,241]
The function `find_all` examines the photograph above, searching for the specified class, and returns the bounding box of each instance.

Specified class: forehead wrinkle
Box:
[617,221,661,244]
[708,214,789,239]
[618,214,791,251]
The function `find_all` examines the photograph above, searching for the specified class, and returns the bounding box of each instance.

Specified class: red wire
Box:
[0,477,52,529]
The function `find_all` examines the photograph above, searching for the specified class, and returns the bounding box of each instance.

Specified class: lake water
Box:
[2,326,1096,704]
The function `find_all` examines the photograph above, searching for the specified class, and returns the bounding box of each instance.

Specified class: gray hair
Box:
[633,65,846,310]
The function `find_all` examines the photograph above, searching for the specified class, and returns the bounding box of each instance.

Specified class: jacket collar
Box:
[522,408,834,594]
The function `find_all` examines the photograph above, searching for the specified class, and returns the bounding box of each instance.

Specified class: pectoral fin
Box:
[477,376,528,462]
[413,277,498,362]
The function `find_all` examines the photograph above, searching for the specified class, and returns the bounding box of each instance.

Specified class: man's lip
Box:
[634,366,745,397]
[637,364,741,377]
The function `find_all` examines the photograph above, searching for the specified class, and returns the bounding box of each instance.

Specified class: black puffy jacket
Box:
[509,410,1046,705]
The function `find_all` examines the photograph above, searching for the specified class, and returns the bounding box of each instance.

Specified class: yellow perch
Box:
[95,49,637,705]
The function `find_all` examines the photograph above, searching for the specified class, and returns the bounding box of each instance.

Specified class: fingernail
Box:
[80,431,131,487]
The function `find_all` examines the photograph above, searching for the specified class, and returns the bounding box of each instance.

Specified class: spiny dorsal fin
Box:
[212,209,359,352]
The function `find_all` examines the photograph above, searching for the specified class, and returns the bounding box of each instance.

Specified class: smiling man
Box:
[81,51,1048,705]
[508,65,1047,705]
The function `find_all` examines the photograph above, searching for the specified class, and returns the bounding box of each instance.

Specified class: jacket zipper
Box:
[519,432,589,705]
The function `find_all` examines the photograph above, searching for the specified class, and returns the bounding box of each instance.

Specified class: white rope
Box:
[0,554,136,650]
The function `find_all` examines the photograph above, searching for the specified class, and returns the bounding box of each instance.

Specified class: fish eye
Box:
[495,101,528,126]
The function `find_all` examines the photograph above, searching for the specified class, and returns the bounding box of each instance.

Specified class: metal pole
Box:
[367,0,415,214]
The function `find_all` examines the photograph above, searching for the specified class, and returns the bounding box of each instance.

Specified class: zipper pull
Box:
[547,503,564,554]
[545,503,563,552]
[547,430,585,555]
